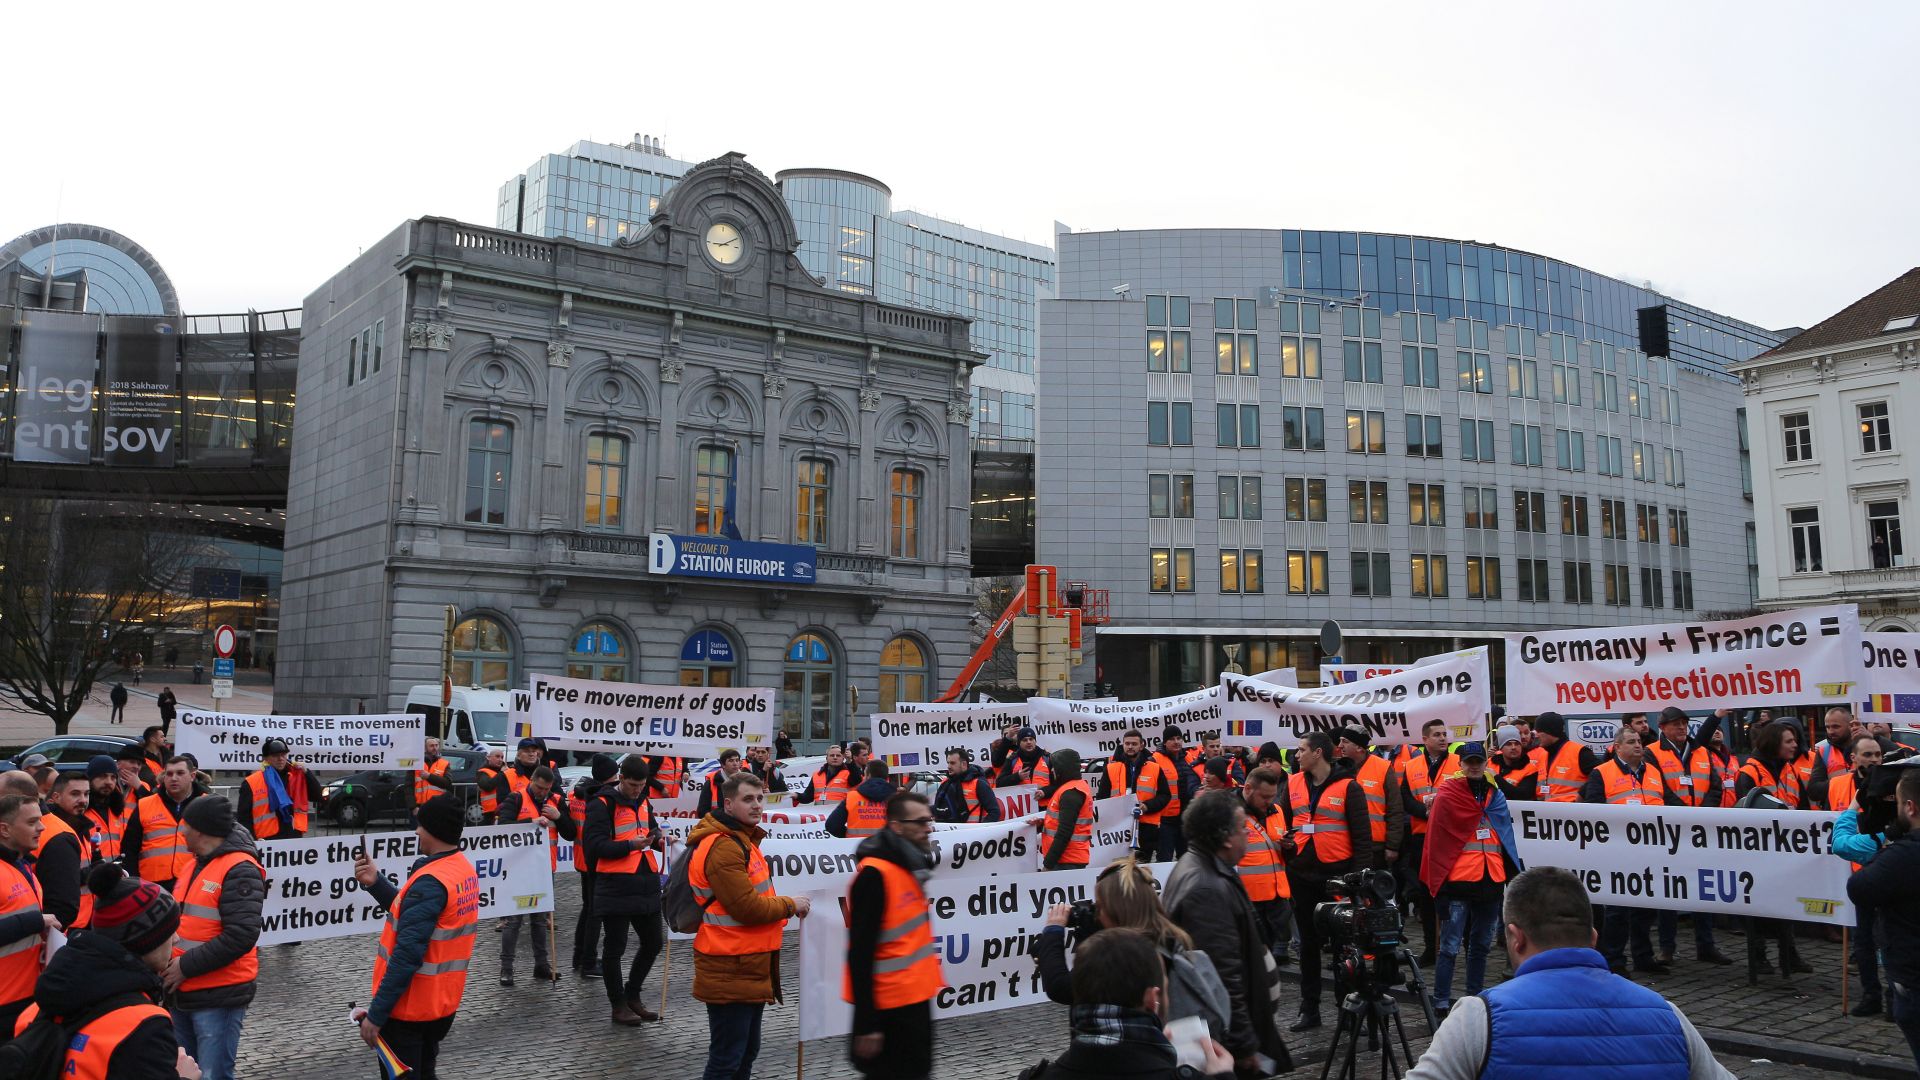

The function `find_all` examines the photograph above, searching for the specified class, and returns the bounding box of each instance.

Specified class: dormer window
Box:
[1885,314,1919,332]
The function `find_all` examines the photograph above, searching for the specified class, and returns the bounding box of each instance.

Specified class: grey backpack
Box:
[663,832,748,934]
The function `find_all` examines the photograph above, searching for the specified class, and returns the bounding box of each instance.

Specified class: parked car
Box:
[17,735,140,776]
[319,748,487,828]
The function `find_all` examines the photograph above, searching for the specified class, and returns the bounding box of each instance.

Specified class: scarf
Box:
[854,825,934,883]
[263,765,306,830]
[1069,1004,1175,1049]
[1422,776,1520,897]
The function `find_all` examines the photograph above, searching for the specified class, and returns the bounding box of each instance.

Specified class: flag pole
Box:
[1840,926,1850,1016]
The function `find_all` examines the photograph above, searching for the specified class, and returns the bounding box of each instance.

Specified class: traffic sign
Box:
[214,625,237,659]
[210,678,233,700]
[213,658,235,679]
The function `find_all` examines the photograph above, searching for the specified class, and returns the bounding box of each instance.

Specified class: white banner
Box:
[1026,685,1227,760]
[1505,604,1866,716]
[1216,649,1490,748]
[174,709,424,772]
[528,673,776,757]
[1510,802,1855,926]
[1319,663,1409,686]
[871,703,1032,775]
[1861,632,1920,726]
[257,824,556,945]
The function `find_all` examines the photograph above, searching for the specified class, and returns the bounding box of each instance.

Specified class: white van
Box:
[403,686,516,750]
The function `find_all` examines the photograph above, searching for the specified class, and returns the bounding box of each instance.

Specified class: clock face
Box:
[705,222,744,266]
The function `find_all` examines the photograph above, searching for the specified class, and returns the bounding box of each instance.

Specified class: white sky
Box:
[5,1,1915,331]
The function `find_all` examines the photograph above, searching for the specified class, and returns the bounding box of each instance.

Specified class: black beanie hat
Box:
[417,793,465,846]
[87,862,180,957]
[184,794,236,838]
[1534,711,1568,740]
[590,753,619,783]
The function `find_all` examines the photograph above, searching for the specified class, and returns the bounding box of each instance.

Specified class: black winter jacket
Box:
[33,807,88,929]
[1849,828,1920,988]
[26,931,180,1080]
[933,766,1002,823]
[1160,849,1290,1067]
[583,788,662,916]
[173,826,266,1011]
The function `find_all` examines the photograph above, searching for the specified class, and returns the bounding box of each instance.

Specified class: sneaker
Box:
[1850,997,1882,1018]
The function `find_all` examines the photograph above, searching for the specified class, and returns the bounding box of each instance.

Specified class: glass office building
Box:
[0,223,181,315]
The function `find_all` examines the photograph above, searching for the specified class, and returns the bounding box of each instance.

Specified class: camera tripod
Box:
[1318,946,1440,1080]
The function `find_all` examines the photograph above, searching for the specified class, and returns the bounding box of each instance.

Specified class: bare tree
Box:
[0,497,194,735]
[965,575,1023,699]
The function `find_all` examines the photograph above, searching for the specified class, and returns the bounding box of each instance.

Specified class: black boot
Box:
[1289,1007,1322,1032]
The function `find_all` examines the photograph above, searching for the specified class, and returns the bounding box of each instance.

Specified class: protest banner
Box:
[528,673,776,757]
[1319,663,1409,686]
[257,823,555,946]
[174,708,424,771]
[1510,801,1855,926]
[1861,632,1920,727]
[871,702,1032,775]
[1505,604,1865,716]
[1026,685,1226,760]
[1216,649,1490,748]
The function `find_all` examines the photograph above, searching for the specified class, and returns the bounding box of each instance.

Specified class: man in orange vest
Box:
[1139,726,1200,862]
[648,755,686,800]
[933,749,1001,823]
[568,753,619,979]
[238,739,320,842]
[844,789,942,1078]
[84,754,135,862]
[585,756,665,1025]
[123,756,201,894]
[1240,766,1293,966]
[11,861,195,1079]
[1808,706,1858,809]
[164,795,263,1080]
[797,743,851,805]
[997,727,1052,788]
[1280,731,1370,1030]
[1335,728,1405,871]
[1647,707,1733,966]
[496,766,575,989]
[0,791,55,1037]
[1419,742,1521,1013]
[1398,719,1463,964]
[745,745,789,794]
[1037,750,1093,871]
[36,772,95,932]
[696,749,749,818]
[830,761,897,839]
[474,745,506,825]
[1581,726,1675,977]
[1489,725,1541,800]
[1097,729,1152,799]
[413,737,453,817]
[353,794,480,1080]
[689,771,811,1080]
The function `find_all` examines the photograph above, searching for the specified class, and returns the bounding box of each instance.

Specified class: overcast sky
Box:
[7,1,1915,331]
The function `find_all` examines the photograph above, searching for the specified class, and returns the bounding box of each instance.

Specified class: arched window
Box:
[890,467,924,558]
[452,615,514,689]
[567,621,630,682]
[679,628,738,687]
[878,636,929,713]
[782,632,838,743]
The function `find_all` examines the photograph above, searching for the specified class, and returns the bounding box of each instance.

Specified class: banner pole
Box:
[796,1039,804,1080]
[548,907,558,987]
[661,938,671,1017]
[1840,926,1850,1016]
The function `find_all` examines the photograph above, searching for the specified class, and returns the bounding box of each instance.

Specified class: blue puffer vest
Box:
[1479,947,1687,1080]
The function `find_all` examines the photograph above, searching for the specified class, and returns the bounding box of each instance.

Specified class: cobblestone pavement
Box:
[236,854,1907,1079]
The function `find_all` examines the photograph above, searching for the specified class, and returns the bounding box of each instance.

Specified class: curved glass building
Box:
[0,223,181,315]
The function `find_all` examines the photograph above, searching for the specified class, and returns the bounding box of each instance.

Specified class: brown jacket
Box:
[688,811,797,1005]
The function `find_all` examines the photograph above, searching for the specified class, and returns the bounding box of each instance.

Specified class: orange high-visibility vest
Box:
[1238,807,1291,901]
[36,815,93,930]
[134,793,194,885]
[843,790,889,838]
[1488,754,1542,793]
[1105,757,1144,797]
[1138,752,1184,825]
[370,853,480,1022]
[1689,746,1736,808]
[513,790,562,872]
[503,767,533,800]
[244,768,308,838]
[1040,780,1094,865]
[1350,755,1391,843]
[1829,770,1859,812]
[172,849,261,992]
[0,857,42,1007]
[689,832,785,955]
[653,757,685,799]
[1648,743,1696,806]
[1286,771,1355,863]
[596,799,659,875]
[1816,741,1848,777]
[1596,759,1664,805]
[952,776,994,822]
[1447,793,1508,885]
[841,857,944,1009]
[11,1001,170,1080]
[1739,759,1802,809]
[414,757,452,806]
[811,767,850,805]
[568,790,590,871]
[1792,751,1816,792]
[86,801,133,862]
[1538,742,1589,803]
[477,768,501,817]
[1403,751,1462,833]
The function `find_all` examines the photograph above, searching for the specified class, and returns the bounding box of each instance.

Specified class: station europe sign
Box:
[648,533,816,585]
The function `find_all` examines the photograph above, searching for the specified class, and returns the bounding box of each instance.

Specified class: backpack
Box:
[1164,946,1231,1036]
[663,831,750,934]
[0,993,151,1080]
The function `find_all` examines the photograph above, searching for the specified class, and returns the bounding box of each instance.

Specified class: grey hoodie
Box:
[173,825,266,1011]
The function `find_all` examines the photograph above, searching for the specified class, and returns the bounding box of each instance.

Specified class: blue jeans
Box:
[703,1002,766,1080]
[1890,983,1920,1075]
[1433,895,1502,1009]
[172,1006,246,1080]
[1656,908,1716,956]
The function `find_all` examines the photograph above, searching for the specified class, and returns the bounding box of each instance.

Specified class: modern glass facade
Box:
[0,225,181,316]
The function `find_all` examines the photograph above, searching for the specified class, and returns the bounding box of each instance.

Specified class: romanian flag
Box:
[1864,694,1920,714]
[511,718,534,739]
[1329,670,1359,684]
[374,1034,414,1079]
[1226,720,1263,737]
[885,752,922,768]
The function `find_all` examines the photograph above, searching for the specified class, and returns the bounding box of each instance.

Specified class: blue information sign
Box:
[648,533,816,585]
[213,658,235,678]
[681,630,736,664]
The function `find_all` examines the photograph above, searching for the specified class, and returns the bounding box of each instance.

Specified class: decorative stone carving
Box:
[407,321,455,351]
[660,355,685,383]
[652,581,681,615]
[1811,355,1836,381]
[859,387,882,412]
[437,270,454,311]
[947,398,971,425]
[547,341,574,368]
[858,595,886,624]
[772,329,786,366]
[535,574,566,607]
[670,311,685,347]
[764,372,787,399]
[558,292,573,329]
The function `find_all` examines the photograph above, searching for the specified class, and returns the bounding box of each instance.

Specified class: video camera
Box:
[1063,898,1103,945]
[1314,868,1409,997]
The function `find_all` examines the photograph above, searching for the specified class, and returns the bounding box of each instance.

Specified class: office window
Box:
[1148,402,1169,446]
[1467,556,1502,599]
[1632,441,1652,481]
[1506,357,1540,399]
[1403,345,1442,388]
[1149,473,1170,518]
[1551,362,1582,405]
[1458,351,1492,394]
[1147,294,1190,329]
[1288,550,1328,595]
[1411,554,1448,597]
[1668,509,1690,548]
[1409,483,1446,527]
[1868,501,1904,566]
[1555,429,1586,472]
[1560,495,1590,536]
[346,335,358,386]
[1672,571,1695,610]
[1285,477,1327,521]
[1513,490,1546,533]
[1406,413,1443,458]
[1281,406,1326,451]
[1151,548,1171,592]
[1348,480,1389,524]
[1216,333,1257,375]
[1597,435,1624,477]
[890,468,924,558]
[1605,563,1632,606]
[1220,550,1240,593]
[1595,371,1620,413]
[1510,424,1543,467]
[1217,475,1261,520]
[1670,449,1685,487]
[1464,485,1498,530]
[1400,310,1438,345]
[1460,419,1497,462]
[1351,551,1393,597]
[1517,558,1550,603]
[1280,336,1322,378]
[1173,548,1194,591]
[1789,507,1823,573]
[1344,340,1384,383]
[1860,402,1893,454]
[1147,328,1191,372]
[1782,412,1813,462]
[1564,561,1594,604]
[794,455,830,544]
[1639,566,1665,608]
[1172,403,1192,446]
[1346,410,1386,455]
[692,444,734,536]
[583,433,627,530]
[1222,549,1265,593]
[1637,503,1659,544]
[1601,498,1627,540]
[1215,404,1259,448]
[464,419,513,526]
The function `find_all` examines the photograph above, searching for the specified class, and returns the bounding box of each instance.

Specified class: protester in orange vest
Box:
[0,791,54,1037]
[1398,718,1463,965]
[1807,706,1858,809]
[474,746,506,825]
[1581,727,1674,977]
[1280,731,1370,1031]
[844,788,942,1078]
[933,749,1001,824]
[585,756,665,1025]
[696,749,749,819]
[997,728,1052,789]
[238,739,320,842]
[1419,742,1522,1014]
[797,744,852,805]
[648,755,686,800]
[1735,719,1806,809]
[496,766,576,989]
[689,771,811,1080]
[165,796,263,1080]
[1489,725,1540,801]
[1097,729,1152,800]
[1334,728,1405,871]
[1037,750,1093,871]
[568,753,619,979]
[413,737,453,813]
[1532,712,1597,805]
[11,861,198,1080]
[1648,707,1734,967]
[36,772,95,932]
[141,725,171,785]
[829,761,897,839]
[123,757,202,894]
[1139,727,1200,862]
[353,794,480,1080]
[745,745,789,794]
[85,754,135,862]
[1239,766,1293,966]
[117,742,156,798]
[1689,725,1739,809]
[478,738,548,810]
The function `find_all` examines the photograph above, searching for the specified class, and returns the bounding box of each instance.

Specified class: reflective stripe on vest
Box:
[568,792,589,871]
[1139,753,1182,824]
[1403,752,1462,834]
[504,768,532,801]
[370,853,480,1022]
[1286,772,1354,863]
[1539,742,1588,804]
[86,802,132,862]
[1040,780,1095,865]
[478,768,501,815]
[1237,808,1291,902]
[11,1002,171,1080]
[36,815,93,930]
[840,857,944,1008]
[514,790,562,872]
[172,850,262,992]
[1647,744,1694,806]
[1829,771,1858,812]
[843,790,889,838]
[1738,759,1802,809]
[1689,746,1735,808]
[414,758,451,806]
[245,769,308,838]
[1598,760,1664,806]
[597,799,658,875]
[689,832,785,955]
[1351,756,1390,842]
[135,793,194,884]
[1449,795,1507,884]
[0,858,42,1006]
[653,757,684,799]
[958,778,991,822]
